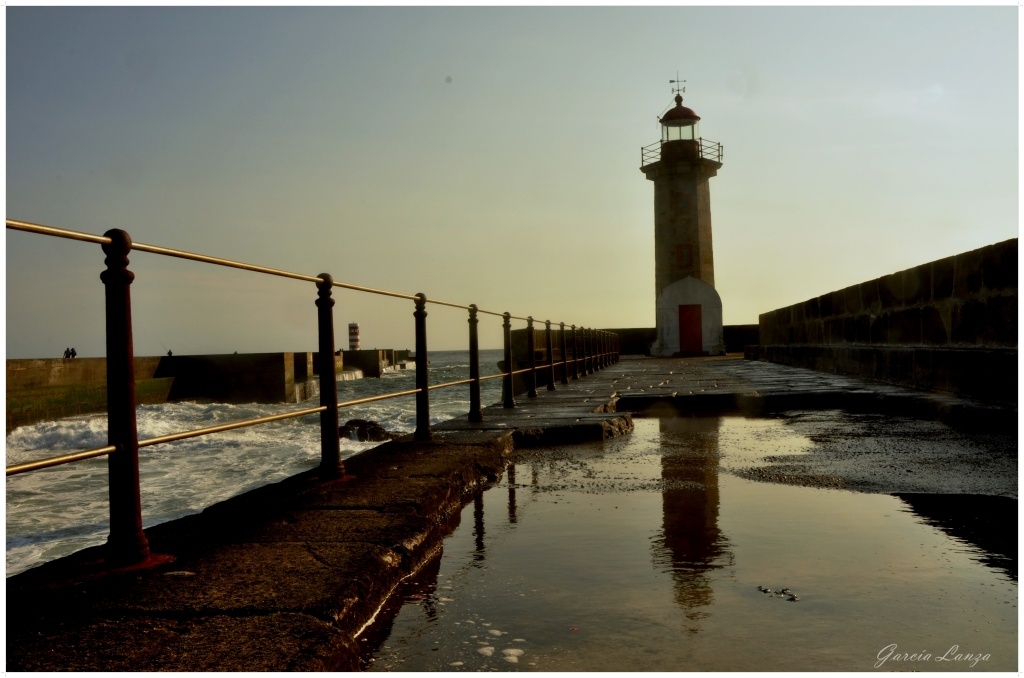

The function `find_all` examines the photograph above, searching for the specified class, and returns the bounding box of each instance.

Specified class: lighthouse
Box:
[640,83,724,356]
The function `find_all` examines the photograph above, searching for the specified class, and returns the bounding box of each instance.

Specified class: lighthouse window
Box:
[662,124,698,142]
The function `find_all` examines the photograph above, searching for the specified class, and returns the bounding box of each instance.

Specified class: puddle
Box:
[362,417,1017,672]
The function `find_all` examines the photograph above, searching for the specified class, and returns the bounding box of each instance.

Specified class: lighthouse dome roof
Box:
[660,94,700,125]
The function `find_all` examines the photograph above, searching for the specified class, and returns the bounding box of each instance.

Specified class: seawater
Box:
[5,349,505,576]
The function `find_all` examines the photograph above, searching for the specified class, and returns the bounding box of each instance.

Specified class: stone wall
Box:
[6,352,330,432]
[339,349,410,378]
[749,239,1017,404]
[605,327,656,355]
[605,325,757,355]
[158,353,301,404]
[6,357,172,432]
[723,324,759,353]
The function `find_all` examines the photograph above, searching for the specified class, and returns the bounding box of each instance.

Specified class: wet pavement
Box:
[729,409,1016,498]
[365,417,1017,671]
[6,354,1017,671]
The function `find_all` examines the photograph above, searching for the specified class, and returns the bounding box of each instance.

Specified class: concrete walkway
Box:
[5,355,1013,671]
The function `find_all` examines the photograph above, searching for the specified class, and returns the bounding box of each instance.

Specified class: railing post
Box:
[315,274,344,479]
[503,312,516,408]
[468,304,482,422]
[581,325,589,374]
[100,228,150,565]
[527,316,537,398]
[571,324,580,380]
[584,328,593,375]
[545,320,556,391]
[414,293,431,442]
[559,322,569,385]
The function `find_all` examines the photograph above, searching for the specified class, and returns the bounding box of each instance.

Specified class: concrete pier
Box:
[5,355,1014,671]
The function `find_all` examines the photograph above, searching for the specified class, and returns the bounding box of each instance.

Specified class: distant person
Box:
[63,348,70,359]
[70,348,77,359]
[167,349,173,357]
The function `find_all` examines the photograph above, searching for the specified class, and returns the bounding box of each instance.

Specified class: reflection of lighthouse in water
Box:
[651,417,733,630]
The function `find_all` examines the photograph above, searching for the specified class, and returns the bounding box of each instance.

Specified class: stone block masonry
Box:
[750,239,1017,404]
[6,352,330,432]
[6,357,172,432]
[340,349,410,378]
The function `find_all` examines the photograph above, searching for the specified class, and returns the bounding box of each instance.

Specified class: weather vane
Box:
[670,72,686,97]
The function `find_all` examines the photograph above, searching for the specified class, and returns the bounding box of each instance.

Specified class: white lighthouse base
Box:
[651,276,724,356]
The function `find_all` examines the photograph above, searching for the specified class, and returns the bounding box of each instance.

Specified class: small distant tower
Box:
[640,81,725,356]
[348,323,361,351]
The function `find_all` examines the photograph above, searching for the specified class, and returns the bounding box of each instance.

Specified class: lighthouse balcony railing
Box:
[640,138,723,167]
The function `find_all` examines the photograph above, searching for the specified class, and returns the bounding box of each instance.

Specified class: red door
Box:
[678,304,702,353]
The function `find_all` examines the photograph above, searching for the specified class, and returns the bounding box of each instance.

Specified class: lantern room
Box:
[660,94,701,142]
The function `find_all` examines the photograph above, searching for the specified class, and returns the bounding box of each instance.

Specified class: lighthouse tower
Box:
[640,85,724,356]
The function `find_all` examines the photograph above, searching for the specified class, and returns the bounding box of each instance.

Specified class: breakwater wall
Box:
[748,238,1017,404]
[6,348,415,431]
[527,325,758,358]
[5,352,334,432]
[342,348,411,377]
[158,352,327,404]
[7,356,173,432]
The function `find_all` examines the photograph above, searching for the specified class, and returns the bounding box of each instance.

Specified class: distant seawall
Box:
[748,238,1017,404]
[6,350,413,433]
[6,353,313,433]
[599,326,758,355]
[7,356,175,433]
[507,325,758,362]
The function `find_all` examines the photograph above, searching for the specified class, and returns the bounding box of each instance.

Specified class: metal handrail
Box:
[8,219,535,316]
[7,219,323,285]
[5,218,618,452]
[5,386,434,476]
[6,445,118,476]
[6,216,621,564]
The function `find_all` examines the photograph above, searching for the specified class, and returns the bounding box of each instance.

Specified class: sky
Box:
[5,5,1019,357]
